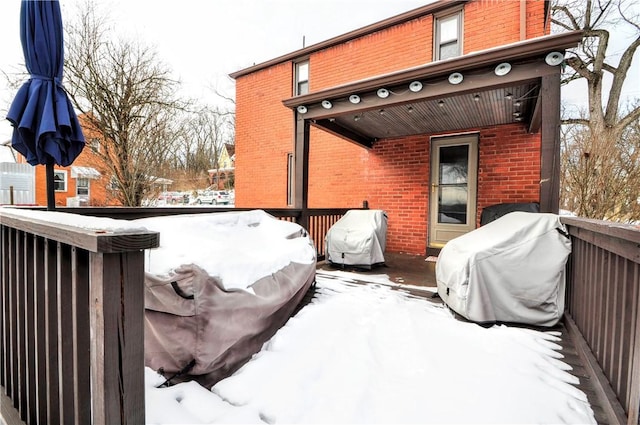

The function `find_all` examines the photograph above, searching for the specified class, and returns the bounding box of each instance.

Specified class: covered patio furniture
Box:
[480,202,540,225]
[436,211,571,327]
[325,209,387,269]
[138,210,317,387]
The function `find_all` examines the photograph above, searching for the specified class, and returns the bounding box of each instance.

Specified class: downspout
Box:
[520,0,527,40]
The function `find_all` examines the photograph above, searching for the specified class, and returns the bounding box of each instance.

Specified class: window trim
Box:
[53,170,67,192]
[433,7,464,61]
[76,177,90,197]
[286,152,294,206]
[294,60,309,96]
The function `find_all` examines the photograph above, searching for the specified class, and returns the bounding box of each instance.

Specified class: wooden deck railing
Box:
[0,206,354,424]
[7,208,637,424]
[561,216,640,425]
[0,209,159,425]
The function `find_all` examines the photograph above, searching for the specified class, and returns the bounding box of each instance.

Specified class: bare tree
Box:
[552,0,640,220]
[560,103,640,221]
[63,0,187,206]
[179,106,233,174]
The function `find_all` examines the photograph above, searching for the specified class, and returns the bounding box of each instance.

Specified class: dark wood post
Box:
[539,72,561,213]
[295,116,311,231]
[90,250,146,425]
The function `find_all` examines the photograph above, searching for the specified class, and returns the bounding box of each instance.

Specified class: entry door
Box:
[429,134,478,248]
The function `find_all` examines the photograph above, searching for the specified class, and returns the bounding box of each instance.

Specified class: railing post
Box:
[1,210,158,425]
[89,251,146,425]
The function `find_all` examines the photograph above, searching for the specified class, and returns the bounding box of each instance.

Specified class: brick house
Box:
[12,116,118,207]
[231,0,582,256]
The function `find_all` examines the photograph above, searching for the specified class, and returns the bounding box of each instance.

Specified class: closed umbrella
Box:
[6,0,85,210]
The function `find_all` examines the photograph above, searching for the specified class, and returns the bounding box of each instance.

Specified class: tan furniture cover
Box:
[140,211,316,387]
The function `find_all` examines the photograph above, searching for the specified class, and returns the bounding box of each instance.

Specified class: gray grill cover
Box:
[326,209,387,267]
[436,212,571,327]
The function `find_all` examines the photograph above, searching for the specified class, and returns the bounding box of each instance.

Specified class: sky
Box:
[2,207,597,424]
[0,0,638,144]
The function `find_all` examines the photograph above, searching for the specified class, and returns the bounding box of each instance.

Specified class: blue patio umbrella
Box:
[6,0,85,210]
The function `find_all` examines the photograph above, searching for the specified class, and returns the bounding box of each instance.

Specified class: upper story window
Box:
[54,170,67,192]
[77,177,89,196]
[434,9,463,61]
[294,60,309,96]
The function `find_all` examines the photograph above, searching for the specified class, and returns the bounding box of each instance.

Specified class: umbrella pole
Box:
[46,163,56,211]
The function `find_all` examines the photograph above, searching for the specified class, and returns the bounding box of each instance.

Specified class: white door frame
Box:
[429,133,479,248]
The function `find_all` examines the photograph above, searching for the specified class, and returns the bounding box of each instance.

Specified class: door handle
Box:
[431,183,439,193]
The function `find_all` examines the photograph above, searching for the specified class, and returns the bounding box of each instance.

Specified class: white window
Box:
[77,177,89,197]
[287,152,294,206]
[435,10,462,61]
[53,170,67,192]
[294,60,309,96]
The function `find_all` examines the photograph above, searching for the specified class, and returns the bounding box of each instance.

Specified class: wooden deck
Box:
[312,252,614,425]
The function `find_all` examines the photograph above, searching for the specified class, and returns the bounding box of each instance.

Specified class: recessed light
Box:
[545,51,564,66]
[409,81,423,92]
[494,62,512,76]
[448,72,463,85]
[377,88,390,98]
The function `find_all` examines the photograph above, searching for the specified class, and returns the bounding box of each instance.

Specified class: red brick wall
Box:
[312,16,433,91]
[305,124,541,255]
[235,63,295,207]
[464,0,548,52]
[477,124,541,223]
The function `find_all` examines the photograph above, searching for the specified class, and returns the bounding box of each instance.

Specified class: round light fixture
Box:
[377,88,390,98]
[349,94,361,104]
[297,105,308,114]
[409,81,423,92]
[545,51,564,66]
[448,72,463,85]
[494,62,512,76]
[321,100,333,109]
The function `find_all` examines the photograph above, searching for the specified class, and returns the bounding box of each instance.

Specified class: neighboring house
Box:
[11,119,114,207]
[208,143,235,190]
[231,0,583,255]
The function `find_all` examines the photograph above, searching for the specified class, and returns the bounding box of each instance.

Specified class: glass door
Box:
[429,134,478,248]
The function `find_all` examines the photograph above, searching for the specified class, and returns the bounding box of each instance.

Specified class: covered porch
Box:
[285,31,583,255]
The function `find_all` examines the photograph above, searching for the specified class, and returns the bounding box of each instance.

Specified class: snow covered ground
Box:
[145,269,596,425]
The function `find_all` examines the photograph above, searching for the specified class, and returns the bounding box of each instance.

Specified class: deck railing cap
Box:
[0,207,159,253]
